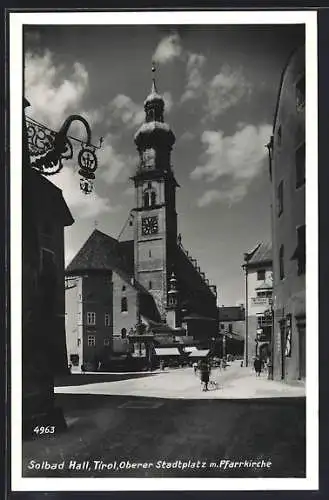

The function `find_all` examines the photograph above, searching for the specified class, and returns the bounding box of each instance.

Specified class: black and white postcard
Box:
[9,9,318,492]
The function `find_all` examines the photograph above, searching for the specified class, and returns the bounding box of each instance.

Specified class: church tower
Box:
[132,64,179,320]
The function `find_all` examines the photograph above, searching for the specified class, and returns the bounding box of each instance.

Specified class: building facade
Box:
[218,306,245,357]
[243,242,273,364]
[65,74,218,370]
[269,46,306,382]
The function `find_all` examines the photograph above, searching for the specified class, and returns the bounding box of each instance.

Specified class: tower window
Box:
[228,323,233,333]
[121,297,128,312]
[296,142,305,188]
[151,191,156,207]
[148,182,152,189]
[144,192,150,208]
[149,250,152,258]
[149,281,152,290]
[279,245,285,280]
[121,328,127,339]
[105,313,111,326]
[122,285,126,292]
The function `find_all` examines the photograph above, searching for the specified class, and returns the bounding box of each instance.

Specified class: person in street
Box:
[254,356,262,376]
[81,363,86,374]
[199,359,210,391]
[193,361,198,374]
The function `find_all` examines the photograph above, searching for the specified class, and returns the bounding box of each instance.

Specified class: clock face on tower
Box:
[142,216,159,235]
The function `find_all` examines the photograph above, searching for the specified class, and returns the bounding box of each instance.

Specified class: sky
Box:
[24,22,304,306]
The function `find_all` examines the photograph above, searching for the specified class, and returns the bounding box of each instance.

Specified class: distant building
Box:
[243,242,273,363]
[268,46,305,382]
[218,306,245,357]
[65,73,218,370]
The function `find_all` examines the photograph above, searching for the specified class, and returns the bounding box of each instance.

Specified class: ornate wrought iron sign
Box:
[25,113,102,194]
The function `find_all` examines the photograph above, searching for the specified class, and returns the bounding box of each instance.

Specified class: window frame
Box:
[295,141,305,189]
[86,312,96,325]
[121,296,128,312]
[297,224,306,276]
[87,335,96,347]
[279,245,285,280]
[277,180,284,217]
[257,269,266,281]
[104,312,111,326]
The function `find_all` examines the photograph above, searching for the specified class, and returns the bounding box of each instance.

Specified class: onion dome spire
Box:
[144,62,165,123]
[134,62,175,170]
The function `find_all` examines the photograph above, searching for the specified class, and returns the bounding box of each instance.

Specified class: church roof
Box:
[66,229,122,273]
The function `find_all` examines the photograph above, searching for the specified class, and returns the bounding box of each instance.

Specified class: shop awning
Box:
[188,349,210,358]
[155,348,181,356]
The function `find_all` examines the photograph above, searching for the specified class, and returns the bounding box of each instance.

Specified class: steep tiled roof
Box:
[247,241,272,266]
[65,229,122,273]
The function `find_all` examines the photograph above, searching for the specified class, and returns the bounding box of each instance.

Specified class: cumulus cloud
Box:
[152,34,182,64]
[180,131,196,142]
[98,133,136,185]
[25,51,90,130]
[205,65,252,119]
[197,186,248,207]
[181,52,206,102]
[163,91,173,113]
[50,159,120,219]
[192,124,272,206]
[108,94,144,129]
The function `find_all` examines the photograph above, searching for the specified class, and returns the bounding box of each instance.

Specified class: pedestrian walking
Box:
[253,356,262,376]
[81,363,86,374]
[199,359,210,391]
[193,361,198,374]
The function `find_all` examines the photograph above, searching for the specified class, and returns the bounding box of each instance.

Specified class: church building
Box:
[65,70,218,370]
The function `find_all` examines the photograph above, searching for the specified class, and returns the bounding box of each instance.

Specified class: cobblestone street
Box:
[23,362,306,478]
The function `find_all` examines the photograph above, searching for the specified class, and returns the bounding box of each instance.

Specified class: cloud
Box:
[205,65,252,119]
[50,161,120,219]
[180,131,196,142]
[123,186,135,197]
[181,52,206,102]
[197,186,248,207]
[25,50,90,130]
[98,133,136,185]
[192,124,272,206]
[108,94,144,129]
[152,34,182,64]
[163,91,173,113]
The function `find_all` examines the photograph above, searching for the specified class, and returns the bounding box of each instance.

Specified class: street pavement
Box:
[55,360,305,399]
[22,362,306,478]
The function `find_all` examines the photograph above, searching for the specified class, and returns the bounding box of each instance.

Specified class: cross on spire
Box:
[151,61,158,93]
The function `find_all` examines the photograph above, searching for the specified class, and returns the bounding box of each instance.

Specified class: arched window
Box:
[122,285,126,292]
[121,297,128,312]
[279,245,285,280]
[144,192,150,208]
[151,191,156,207]
[121,328,127,339]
